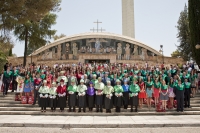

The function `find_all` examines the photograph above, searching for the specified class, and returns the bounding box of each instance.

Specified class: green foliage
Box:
[0,36,13,70]
[188,0,200,65]
[0,0,62,66]
[53,34,66,41]
[176,4,191,61]
[171,50,181,58]
[8,48,12,56]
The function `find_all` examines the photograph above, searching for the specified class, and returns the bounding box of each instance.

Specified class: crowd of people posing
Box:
[1,63,200,113]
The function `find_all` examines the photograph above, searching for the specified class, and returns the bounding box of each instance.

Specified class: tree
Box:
[0,0,61,33]
[176,4,191,61]
[53,34,66,41]
[188,0,200,65]
[14,13,57,66]
[0,36,13,70]
[0,0,61,66]
[171,50,181,58]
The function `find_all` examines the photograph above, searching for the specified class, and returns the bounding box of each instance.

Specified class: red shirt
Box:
[56,85,67,94]
[34,78,42,85]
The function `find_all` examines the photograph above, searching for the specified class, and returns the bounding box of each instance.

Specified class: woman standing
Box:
[104,80,114,113]
[24,74,34,97]
[145,76,153,109]
[168,77,175,108]
[49,82,57,112]
[38,80,49,112]
[68,78,77,112]
[160,80,169,111]
[56,79,67,112]
[122,80,129,109]
[190,70,197,98]
[77,79,87,112]
[138,77,146,108]
[176,79,185,112]
[129,78,140,112]
[114,79,123,113]
[87,82,95,112]
[16,76,25,100]
[153,78,161,107]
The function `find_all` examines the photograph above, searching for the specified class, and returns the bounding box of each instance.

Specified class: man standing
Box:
[12,67,19,92]
[32,73,42,105]
[94,77,105,112]
[3,67,12,96]
[83,74,90,86]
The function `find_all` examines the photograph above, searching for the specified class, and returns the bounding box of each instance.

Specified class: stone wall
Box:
[8,55,185,67]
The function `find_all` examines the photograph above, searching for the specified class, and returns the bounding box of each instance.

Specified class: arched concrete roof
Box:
[32,32,162,56]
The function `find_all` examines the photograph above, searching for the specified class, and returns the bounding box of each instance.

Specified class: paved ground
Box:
[0,127,199,133]
[0,115,200,128]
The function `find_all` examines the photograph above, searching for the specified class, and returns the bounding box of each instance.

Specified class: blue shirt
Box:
[122,84,129,92]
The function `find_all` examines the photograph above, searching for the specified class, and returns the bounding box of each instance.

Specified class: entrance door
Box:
[85,59,110,64]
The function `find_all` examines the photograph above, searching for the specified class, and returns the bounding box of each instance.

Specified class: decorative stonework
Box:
[125,43,130,60]
[117,43,122,60]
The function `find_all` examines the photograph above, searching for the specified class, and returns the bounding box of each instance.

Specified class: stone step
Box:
[0,107,199,112]
[0,110,200,115]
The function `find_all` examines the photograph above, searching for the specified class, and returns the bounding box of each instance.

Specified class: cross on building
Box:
[90,19,106,32]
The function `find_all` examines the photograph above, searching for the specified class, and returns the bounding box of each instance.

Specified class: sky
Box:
[13,0,188,57]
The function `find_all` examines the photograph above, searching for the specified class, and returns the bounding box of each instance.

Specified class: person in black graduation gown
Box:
[175,79,185,112]
[56,79,67,112]
[183,78,191,108]
[86,82,95,111]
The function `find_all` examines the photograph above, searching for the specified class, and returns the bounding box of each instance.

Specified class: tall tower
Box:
[122,0,135,38]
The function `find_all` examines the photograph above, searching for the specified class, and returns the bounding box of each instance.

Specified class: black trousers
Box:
[41,107,46,110]
[69,106,75,111]
[96,105,102,111]
[131,105,137,111]
[33,89,39,104]
[12,79,17,91]
[51,107,56,110]
[60,107,64,110]
[184,89,191,107]
[176,90,184,111]
[116,106,121,112]
[3,81,10,95]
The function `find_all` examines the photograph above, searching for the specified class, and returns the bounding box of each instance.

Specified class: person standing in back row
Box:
[3,67,12,96]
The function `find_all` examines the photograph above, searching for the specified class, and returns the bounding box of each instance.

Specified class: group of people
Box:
[1,62,200,113]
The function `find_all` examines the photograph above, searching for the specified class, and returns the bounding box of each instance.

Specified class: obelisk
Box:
[122,0,135,38]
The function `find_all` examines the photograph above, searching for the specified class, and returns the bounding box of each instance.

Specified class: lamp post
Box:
[159,45,164,64]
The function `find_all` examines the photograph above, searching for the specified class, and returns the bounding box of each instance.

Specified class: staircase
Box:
[0,91,200,116]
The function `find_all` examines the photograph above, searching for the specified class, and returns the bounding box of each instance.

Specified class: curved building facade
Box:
[31,32,161,64]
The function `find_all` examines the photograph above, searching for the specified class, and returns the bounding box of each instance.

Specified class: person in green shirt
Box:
[160,80,169,111]
[129,78,140,112]
[49,82,57,112]
[94,77,105,112]
[12,67,19,92]
[175,79,185,112]
[183,78,191,108]
[190,71,197,98]
[68,78,77,112]
[168,78,176,109]
[38,80,49,112]
[114,79,123,113]
[145,76,153,109]
[153,78,161,107]
[3,66,13,96]
[91,74,98,85]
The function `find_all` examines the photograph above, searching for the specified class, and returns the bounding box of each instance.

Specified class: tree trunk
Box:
[23,28,28,67]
